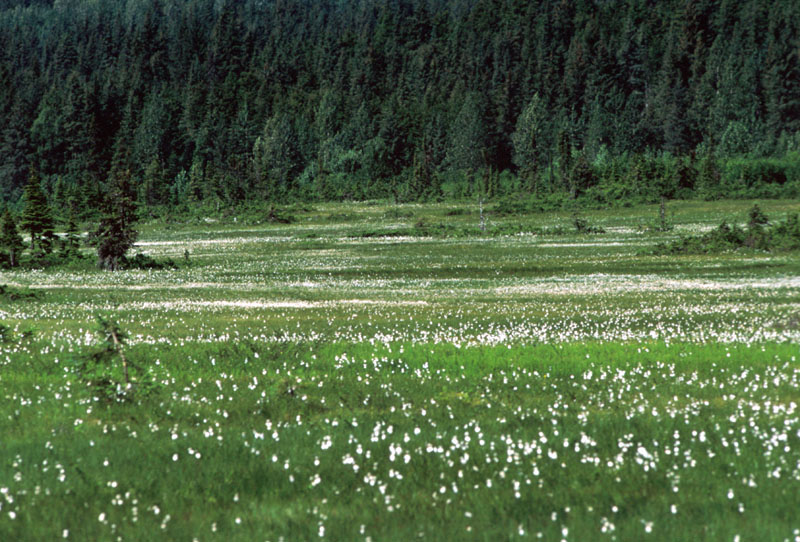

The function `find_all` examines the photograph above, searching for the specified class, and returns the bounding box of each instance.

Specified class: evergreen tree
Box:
[252,113,302,201]
[20,168,55,256]
[410,144,433,200]
[556,126,574,193]
[696,148,721,199]
[0,208,25,267]
[59,212,82,260]
[511,93,547,193]
[140,158,167,207]
[446,92,486,184]
[186,157,205,203]
[569,151,595,199]
[95,167,138,271]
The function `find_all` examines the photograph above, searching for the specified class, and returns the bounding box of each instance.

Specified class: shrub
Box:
[70,315,161,402]
[573,214,605,234]
[653,206,800,254]
[0,284,39,301]
[121,253,178,270]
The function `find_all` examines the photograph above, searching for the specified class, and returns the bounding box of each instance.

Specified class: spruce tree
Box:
[512,94,547,193]
[0,209,25,267]
[446,93,486,180]
[59,212,82,260]
[20,168,55,257]
[95,167,138,271]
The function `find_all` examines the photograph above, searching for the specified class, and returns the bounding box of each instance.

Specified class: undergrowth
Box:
[653,205,800,254]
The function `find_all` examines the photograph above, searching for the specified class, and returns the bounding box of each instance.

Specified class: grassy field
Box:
[2,199,799,541]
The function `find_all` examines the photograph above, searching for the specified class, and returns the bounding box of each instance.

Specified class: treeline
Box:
[1,0,799,217]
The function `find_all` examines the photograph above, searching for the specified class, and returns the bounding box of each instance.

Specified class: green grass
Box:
[1,200,799,540]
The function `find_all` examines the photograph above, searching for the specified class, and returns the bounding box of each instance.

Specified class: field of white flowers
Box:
[1,200,799,540]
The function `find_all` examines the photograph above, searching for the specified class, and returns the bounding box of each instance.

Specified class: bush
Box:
[492,195,532,215]
[121,253,178,270]
[771,213,800,251]
[0,283,39,301]
[719,155,800,198]
[573,214,605,234]
[653,206,800,254]
[266,205,296,224]
[654,221,747,254]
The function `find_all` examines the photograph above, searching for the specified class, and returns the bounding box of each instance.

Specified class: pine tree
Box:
[696,148,721,199]
[20,168,55,257]
[186,157,205,203]
[569,151,595,199]
[59,212,82,260]
[0,209,25,267]
[512,93,547,193]
[141,158,167,207]
[446,92,486,184]
[95,167,138,271]
[557,126,574,193]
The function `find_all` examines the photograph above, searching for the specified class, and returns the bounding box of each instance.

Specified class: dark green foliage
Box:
[770,213,800,251]
[0,208,24,267]
[654,206,800,254]
[0,0,798,210]
[94,168,138,271]
[655,221,747,254]
[719,156,800,198]
[20,169,55,257]
[512,94,548,193]
[121,253,177,271]
[0,283,39,301]
[572,214,605,234]
[57,213,83,261]
[569,153,596,199]
[748,204,770,229]
[265,206,296,224]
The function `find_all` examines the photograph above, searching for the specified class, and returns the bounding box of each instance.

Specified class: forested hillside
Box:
[1,0,799,215]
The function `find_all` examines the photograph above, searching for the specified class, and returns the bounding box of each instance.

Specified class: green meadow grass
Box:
[1,200,799,540]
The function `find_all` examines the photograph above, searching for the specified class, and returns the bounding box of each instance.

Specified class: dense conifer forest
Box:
[1,0,799,216]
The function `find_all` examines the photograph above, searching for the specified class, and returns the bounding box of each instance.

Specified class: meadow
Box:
[1,200,800,541]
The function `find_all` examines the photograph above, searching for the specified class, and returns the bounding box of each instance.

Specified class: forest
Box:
[1,0,799,217]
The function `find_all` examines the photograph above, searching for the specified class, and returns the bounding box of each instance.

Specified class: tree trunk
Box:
[109,328,130,385]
